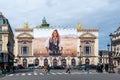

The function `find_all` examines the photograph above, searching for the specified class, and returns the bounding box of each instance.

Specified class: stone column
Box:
[29,42,32,56]
[18,42,22,56]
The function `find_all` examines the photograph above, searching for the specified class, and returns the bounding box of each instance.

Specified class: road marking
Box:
[28,73,31,75]
[63,72,68,74]
[57,72,62,74]
[51,72,56,75]
[34,72,38,75]
[15,74,20,76]
[6,72,106,77]
[40,73,44,75]
[21,73,26,76]
[8,74,14,76]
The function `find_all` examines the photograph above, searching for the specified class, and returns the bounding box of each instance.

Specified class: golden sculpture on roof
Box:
[24,22,29,29]
[77,23,82,30]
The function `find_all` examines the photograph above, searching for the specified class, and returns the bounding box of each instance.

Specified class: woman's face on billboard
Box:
[53,31,57,37]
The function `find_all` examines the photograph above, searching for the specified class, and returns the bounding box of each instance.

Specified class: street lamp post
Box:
[107,43,110,63]
[109,33,113,51]
[79,45,82,65]
[108,33,115,73]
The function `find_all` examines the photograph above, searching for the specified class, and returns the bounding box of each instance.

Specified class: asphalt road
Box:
[0,69,120,80]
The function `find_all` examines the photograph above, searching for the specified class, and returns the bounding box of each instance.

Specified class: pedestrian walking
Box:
[118,64,120,74]
[43,64,47,74]
[66,65,71,73]
[46,64,51,74]
[86,64,90,74]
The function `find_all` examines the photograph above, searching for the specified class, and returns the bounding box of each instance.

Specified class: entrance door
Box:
[44,59,48,66]
[61,59,66,67]
[53,59,57,66]
[71,58,76,66]
[23,59,27,67]
[35,59,39,66]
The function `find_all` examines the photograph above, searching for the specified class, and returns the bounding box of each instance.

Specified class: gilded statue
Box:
[24,22,29,29]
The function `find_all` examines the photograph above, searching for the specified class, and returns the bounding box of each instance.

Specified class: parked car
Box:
[28,64,35,69]
[51,66,65,69]
[17,65,25,69]
[71,66,78,69]
[89,64,97,69]
[79,64,86,70]
[76,64,86,70]
[38,66,43,69]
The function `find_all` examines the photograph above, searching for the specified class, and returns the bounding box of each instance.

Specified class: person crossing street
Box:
[66,65,71,73]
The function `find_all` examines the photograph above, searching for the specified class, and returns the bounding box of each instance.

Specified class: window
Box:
[84,46,91,56]
[22,41,28,56]
[0,19,3,24]
[0,25,2,31]
[22,46,28,55]
[0,35,2,41]
[0,44,2,52]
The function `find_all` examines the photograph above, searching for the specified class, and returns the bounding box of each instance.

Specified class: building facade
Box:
[14,23,34,68]
[14,18,79,67]
[77,23,99,65]
[99,50,109,64]
[14,18,99,67]
[110,27,120,66]
[0,12,14,72]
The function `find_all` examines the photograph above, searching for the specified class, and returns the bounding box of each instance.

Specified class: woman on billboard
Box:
[45,29,63,56]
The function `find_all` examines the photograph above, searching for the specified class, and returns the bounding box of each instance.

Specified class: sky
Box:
[0,0,120,50]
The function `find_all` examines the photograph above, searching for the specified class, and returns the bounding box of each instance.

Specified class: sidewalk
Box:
[0,74,5,78]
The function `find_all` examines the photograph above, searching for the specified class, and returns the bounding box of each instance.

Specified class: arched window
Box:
[53,59,57,66]
[84,41,91,56]
[0,19,3,24]
[44,58,48,65]
[71,58,76,66]
[35,58,39,66]
[22,41,28,56]
[61,59,66,67]
[23,59,27,67]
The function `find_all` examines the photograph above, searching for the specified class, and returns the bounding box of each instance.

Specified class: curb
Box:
[0,74,5,78]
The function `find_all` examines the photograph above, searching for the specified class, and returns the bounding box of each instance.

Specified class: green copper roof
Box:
[35,25,54,29]
[42,17,47,24]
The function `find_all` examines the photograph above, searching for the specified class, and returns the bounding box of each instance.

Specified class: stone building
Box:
[77,23,99,65]
[0,12,14,72]
[14,18,78,67]
[14,23,34,68]
[14,18,99,67]
[110,27,120,66]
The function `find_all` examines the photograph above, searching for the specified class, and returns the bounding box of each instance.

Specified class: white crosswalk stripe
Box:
[8,74,14,76]
[40,73,44,75]
[51,72,56,75]
[27,73,32,75]
[21,73,26,76]
[34,72,38,75]
[56,72,62,74]
[7,72,104,77]
[15,74,20,76]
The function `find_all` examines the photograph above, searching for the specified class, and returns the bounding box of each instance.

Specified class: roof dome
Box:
[0,12,6,19]
[116,27,120,31]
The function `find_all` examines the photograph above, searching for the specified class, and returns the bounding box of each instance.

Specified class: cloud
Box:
[0,0,120,49]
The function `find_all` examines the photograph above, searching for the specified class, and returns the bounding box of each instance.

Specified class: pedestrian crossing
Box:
[6,72,106,77]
